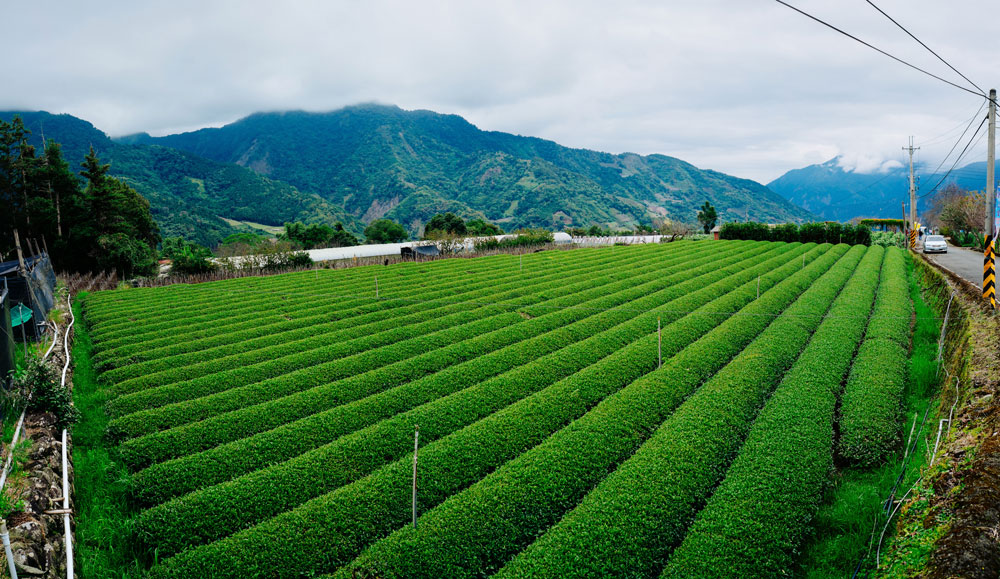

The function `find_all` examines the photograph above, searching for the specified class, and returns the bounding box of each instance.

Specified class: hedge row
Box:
[658,246,885,578]
[119,242,776,471]
[345,245,863,579]
[102,243,670,392]
[491,245,865,579]
[143,244,842,577]
[105,244,734,439]
[128,243,797,507]
[837,247,911,467]
[720,221,872,246]
[90,244,652,358]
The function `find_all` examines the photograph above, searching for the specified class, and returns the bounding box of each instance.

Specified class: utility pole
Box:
[903,137,920,249]
[985,89,996,309]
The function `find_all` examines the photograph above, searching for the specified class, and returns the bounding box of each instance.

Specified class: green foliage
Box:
[493,245,857,579]
[135,105,813,235]
[465,218,504,236]
[473,229,553,251]
[423,212,467,237]
[363,219,408,244]
[131,244,760,554]
[659,246,884,578]
[71,238,934,579]
[0,119,160,276]
[281,221,358,249]
[838,248,912,467]
[14,354,80,429]
[697,201,717,233]
[161,237,216,275]
[721,221,872,245]
[0,111,363,249]
[220,232,267,247]
[872,231,906,247]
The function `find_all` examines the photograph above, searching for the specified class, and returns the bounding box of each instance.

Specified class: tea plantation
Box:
[80,240,912,578]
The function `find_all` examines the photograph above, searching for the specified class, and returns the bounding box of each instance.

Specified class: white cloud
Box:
[3,0,994,183]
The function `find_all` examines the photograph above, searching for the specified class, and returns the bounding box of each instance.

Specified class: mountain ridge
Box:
[768,155,999,221]
[136,104,815,232]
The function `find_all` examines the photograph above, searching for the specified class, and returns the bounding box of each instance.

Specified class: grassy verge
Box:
[71,295,147,578]
[797,253,942,577]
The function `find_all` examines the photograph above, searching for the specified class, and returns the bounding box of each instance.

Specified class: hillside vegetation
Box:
[0,111,361,247]
[136,104,814,233]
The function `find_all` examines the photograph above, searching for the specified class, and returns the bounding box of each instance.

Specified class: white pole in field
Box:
[756,275,760,299]
[412,425,419,529]
[657,317,662,368]
[519,254,522,274]
[375,276,379,300]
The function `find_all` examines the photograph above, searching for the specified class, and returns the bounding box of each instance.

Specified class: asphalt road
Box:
[922,241,984,289]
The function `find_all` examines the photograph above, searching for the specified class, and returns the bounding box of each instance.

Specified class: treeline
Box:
[1,117,160,277]
[719,221,872,246]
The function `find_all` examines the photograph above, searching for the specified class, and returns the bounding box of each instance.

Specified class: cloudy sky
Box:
[4,0,995,182]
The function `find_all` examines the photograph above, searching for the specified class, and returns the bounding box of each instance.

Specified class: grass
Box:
[797,253,942,578]
[218,217,284,236]
[71,296,148,578]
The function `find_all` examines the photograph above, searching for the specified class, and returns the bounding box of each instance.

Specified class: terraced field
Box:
[80,240,913,578]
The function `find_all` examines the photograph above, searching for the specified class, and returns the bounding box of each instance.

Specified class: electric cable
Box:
[773,0,986,98]
[864,0,985,95]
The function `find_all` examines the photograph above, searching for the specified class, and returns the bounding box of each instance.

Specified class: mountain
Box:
[769,156,1000,221]
[135,104,814,232]
[0,111,361,247]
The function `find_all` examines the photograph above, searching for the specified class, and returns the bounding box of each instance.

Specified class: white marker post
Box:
[375,275,379,300]
[412,425,419,529]
[757,275,760,299]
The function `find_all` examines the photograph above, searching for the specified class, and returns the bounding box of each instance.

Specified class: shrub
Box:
[491,245,863,579]
[658,246,884,578]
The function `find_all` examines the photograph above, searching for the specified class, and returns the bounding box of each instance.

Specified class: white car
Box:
[922,235,948,254]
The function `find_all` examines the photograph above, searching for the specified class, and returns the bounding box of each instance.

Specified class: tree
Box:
[364,219,408,244]
[75,148,160,277]
[465,219,503,236]
[281,221,358,249]
[424,213,467,238]
[697,201,718,234]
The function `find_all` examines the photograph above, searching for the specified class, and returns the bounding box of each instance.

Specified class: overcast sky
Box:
[4,0,996,183]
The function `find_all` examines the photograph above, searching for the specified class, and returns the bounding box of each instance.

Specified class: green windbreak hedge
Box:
[659,246,885,578]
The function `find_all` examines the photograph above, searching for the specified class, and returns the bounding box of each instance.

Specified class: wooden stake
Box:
[13,229,26,274]
[412,425,419,529]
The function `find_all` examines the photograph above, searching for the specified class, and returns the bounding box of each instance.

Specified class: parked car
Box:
[922,234,948,254]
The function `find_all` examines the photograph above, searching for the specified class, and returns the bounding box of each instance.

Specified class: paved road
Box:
[922,241,984,289]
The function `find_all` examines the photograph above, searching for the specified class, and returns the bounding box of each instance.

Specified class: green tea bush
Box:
[659,246,884,578]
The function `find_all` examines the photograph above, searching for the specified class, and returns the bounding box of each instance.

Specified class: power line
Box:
[773,0,986,98]
[916,103,988,195]
[864,0,985,95]
[920,114,989,199]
